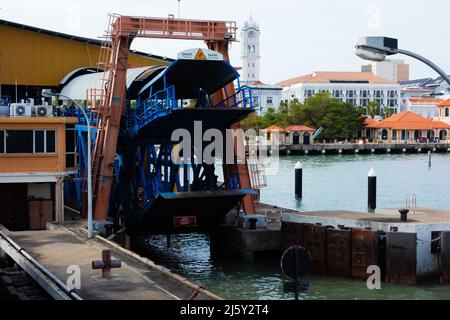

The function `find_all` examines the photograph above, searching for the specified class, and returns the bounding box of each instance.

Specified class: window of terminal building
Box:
[0,130,4,153]
[4,130,56,154]
[6,131,34,153]
[46,130,56,153]
[267,97,273,104]
[66,125,77,169]
[34,130,45,153]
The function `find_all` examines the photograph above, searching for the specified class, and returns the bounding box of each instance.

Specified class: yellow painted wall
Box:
[0,117,77,173]
[0,24,169,86]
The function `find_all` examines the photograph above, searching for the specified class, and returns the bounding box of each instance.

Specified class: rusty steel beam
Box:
[326,228,352,277]
[302,224,327,275]
[386,232,417,284]
[441,231,450,283]
[281,222,304,251]
[351,229,381,280]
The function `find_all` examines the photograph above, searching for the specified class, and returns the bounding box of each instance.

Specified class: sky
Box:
[1,0,449,84]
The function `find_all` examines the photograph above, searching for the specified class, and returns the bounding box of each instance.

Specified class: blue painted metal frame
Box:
[129,85,254,136]
[64,56,255,221]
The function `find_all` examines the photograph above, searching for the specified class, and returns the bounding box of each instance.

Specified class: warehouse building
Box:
[0,19,171,230]
[0,19,172,102]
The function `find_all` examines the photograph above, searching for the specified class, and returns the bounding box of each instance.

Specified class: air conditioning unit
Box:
[10,103,32,117]
[35,105,53,117]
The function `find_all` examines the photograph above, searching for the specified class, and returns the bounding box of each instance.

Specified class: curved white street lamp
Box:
[356,36,450,86]
[42,91,93,239]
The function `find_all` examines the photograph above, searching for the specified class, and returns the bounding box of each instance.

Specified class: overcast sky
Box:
[1,0,449,84]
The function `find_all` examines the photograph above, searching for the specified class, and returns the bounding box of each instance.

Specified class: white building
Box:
[276,71,401,115]
[400,98,442,119]
[241,15,261,84]
[246,82,283,115]
[361,59,410,82]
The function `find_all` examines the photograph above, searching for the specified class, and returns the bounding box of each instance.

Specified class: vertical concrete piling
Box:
[428,151,432,167]
[368,168,377,211]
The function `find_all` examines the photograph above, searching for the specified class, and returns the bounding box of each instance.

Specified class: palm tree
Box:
[381,107,393,119]
[367,101,380,119]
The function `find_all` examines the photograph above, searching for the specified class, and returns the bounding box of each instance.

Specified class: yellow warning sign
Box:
[194,49,207,60]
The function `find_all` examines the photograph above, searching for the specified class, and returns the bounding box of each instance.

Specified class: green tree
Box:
[381,107,393,119]
[367,100,380,119]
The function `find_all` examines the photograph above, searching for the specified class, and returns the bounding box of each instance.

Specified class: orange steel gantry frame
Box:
[91,14,256,221]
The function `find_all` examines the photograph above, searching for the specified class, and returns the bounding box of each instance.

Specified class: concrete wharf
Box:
[0,223,220,300]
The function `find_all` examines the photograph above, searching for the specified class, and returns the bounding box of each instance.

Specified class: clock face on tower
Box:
[248,31,255,39]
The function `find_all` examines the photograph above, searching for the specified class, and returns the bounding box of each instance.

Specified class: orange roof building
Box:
[262,124,316,145]
[285,125,315,145]
[365,111,450,141]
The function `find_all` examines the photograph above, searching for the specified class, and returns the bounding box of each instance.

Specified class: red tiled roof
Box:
[285,125,315,132]
[364,117,379,128]
[371,111,450,130]
[264,125,285,132]
[438,98,450,107]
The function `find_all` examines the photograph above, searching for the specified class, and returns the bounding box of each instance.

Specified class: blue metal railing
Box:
[129,85,254,136]
[213,86,254,109]
[130,86,177,134]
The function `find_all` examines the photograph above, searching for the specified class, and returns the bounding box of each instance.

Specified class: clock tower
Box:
[241,15,261,84]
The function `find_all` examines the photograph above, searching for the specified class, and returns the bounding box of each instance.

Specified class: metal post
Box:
[428,150,432,167]
[368,168,377,211]
[295,161,302,198]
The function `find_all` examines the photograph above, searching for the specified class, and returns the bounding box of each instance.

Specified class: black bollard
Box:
[295,162,303,198]
[399,208,409,222]
[368,168,377,211]
[249,218,258,230]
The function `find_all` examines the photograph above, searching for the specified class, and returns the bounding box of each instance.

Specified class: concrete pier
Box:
[211,206,284,261]
[0,223,220,300]
[251,142,450,156]
[283,207,450,283]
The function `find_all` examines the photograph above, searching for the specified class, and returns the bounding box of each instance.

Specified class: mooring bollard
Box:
[399,208,409,222]
[428,150,432,167]
[295,161,302,198]
[92,250,121,279]
[368,168,377,211]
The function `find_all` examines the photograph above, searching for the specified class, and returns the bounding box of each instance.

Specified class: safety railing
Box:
[212,86,254,109]
[131,86,177,131]
[130,85,254,135]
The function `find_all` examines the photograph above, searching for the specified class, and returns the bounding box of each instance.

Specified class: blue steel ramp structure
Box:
[62,49,256,235]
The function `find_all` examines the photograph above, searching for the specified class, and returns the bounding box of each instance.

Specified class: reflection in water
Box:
[142,233,450,300]
[140,154,450,300]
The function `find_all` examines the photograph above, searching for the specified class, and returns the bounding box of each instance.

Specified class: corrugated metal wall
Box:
[0,24,168,86]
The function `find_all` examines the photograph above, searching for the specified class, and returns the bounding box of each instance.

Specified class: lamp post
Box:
[355,36,450,86]
[42,91,93,239]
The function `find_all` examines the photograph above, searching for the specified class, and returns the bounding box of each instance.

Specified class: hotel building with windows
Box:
[276,72,401,115]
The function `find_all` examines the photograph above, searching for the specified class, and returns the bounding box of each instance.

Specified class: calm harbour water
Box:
[142,153,450,300]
